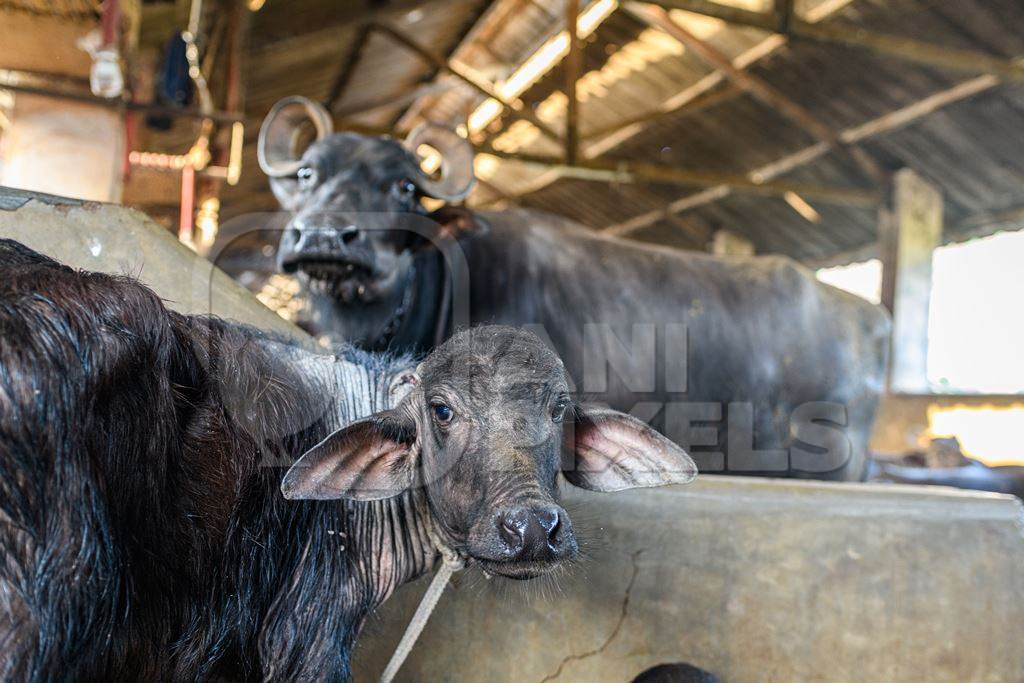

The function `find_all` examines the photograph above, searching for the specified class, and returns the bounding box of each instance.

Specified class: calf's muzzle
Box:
[494,504,576,562]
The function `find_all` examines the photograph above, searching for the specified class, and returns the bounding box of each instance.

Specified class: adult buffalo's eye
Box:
[397,178,417,197]
[551,397,570,423]
[432,403,454,425]
[297,166,317,189]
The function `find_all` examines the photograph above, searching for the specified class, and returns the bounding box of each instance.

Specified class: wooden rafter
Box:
[773,0,793,33]
[580,83,740,141]
[602,73,1002,236]
[643,0,1024,82]
[325,23,372,112]
[628,3,886,184]
[564,0,582,164]
[0,74,243,124]
[477,147,880,207]
[390,0,496,130]
[335,82,452,121]
[369,21,564,144]
[294,121,876,208]
[477,16,798,207]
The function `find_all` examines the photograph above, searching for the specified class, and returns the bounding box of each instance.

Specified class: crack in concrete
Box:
[538,549,644,683]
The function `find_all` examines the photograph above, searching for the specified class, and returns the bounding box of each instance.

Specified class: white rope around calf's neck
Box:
[377,562,456,683]
[377,498,465,683]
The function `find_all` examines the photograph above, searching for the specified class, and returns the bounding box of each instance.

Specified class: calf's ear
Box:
[563,405,698,492]
[281,410,417,501]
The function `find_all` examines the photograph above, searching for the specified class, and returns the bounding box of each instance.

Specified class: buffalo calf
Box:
[0,239,695,680]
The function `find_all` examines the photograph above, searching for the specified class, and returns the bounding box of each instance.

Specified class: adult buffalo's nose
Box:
[279,223,360,268]
[292,221,359,245]
[496,505,573,561]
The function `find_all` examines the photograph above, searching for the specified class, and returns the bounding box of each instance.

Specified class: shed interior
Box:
[0,0,1022,460]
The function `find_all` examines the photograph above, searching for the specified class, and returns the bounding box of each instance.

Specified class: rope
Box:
[378,562,456,683]
[378,497,466,683]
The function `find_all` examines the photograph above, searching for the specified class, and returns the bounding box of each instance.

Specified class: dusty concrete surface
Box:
[353,477,1024,683]
[0,187,301,339]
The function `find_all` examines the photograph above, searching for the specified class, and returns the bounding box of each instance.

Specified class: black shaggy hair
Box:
[0,239,421,681]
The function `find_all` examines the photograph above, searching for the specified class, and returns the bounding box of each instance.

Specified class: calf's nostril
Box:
[498,513,525,550]
[537,509,561,545]
[340,227,359,244]
[496,507,572,559]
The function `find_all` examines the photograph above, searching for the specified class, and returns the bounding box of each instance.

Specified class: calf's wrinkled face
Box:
[281,326,697,580]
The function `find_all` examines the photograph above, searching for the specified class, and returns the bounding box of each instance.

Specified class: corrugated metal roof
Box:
[223,0,1024,265]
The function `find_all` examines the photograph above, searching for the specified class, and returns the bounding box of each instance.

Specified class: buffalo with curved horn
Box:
[255,96,891,481]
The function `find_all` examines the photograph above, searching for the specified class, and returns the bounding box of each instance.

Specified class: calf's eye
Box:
[551,399,570,423]
[432,403,454,424]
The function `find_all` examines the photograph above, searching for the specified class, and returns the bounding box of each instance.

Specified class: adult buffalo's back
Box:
[257,97,890,481]
[461,211,890,480]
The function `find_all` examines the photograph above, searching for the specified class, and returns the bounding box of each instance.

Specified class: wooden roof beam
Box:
[628,3,886,184]
[479,35,795,209]
[325,24,372,112]
[642,0,1024,82]
[773,0,794,34]
[564,0,582,164]
[476,147,880,207]
[580,82,741,140]
[369,21,564,144]
[0,74,243,125]
[602,73,1001,236]
[390,0,497,130]
[335,82,453,121]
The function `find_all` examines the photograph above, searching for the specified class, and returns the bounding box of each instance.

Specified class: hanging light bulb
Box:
[195,196,220,252]
[77,31,124,99]
[89,48,124,99]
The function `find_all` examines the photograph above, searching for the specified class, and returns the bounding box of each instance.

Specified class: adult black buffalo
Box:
[257,96,890,481]
[0,240,694,680]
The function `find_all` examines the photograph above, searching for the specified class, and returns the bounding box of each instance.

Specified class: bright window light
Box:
[467,98,504,133]
[499,33,571,99]
[817,231,1024,393]
[784,191,822,223]
[928,404,1024,465]
[927,230,1024,394]
[816,259,882,305]
[467,0,618,134]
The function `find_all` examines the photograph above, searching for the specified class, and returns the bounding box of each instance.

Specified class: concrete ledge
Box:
[0,187,301,339]
[354,477,1024,682]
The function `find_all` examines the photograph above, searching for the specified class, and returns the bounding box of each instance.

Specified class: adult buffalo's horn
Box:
[258,96,334,178]
[403,123,476,202]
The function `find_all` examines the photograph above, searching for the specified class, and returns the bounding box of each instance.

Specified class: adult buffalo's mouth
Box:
[294,258,376,282]
[282,254,376,280]
[285,257,384,301]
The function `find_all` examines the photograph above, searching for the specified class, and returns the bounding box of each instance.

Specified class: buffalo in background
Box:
[0,240,694,680]
[245,96,891,481]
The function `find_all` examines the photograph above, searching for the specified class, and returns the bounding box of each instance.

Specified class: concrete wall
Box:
[0,96,125,203]
[0,187,300,339]
[354,477,1024,683]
